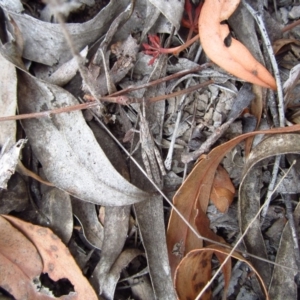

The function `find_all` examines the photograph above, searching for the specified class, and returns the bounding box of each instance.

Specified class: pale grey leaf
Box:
[0,139,26,189]
[0,53,17,148]
[92,249,145,299]
[47,46,88,86]
[2,0,130,66]
[93,206,131,299]
[134,197,177,300]
[283,63,300,105]
[0,0,23,12]
[269,202,299,300]
[148,0,184,32]
[17,71,153,206]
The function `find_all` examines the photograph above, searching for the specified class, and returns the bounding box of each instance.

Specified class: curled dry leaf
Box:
[0,215,97,299]
[175,245,269,300]
[167,124,300,277]
[199,0,277,90]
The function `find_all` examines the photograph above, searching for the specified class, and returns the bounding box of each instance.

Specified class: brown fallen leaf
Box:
[167,124,300,277]
[175,245,269,300]
[273,38,300,56]
[210,165,235,213]
[1,215,98,299]
[199,0,277,90]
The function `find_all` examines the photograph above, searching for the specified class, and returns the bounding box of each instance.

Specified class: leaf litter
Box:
[0,0,300,299]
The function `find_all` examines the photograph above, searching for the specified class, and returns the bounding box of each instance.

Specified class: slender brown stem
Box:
[281,19,300,33]
[110,63,211,97]
[0,80,213,122]
[148,80,213,103]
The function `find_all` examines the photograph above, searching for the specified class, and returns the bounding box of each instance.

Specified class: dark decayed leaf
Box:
[37,187,73,245]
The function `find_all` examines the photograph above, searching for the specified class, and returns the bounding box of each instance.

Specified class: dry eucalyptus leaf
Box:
[72,197,104,249]
[96,206,131,297]
[90,206,131,296]
[239,134,300,285]
[239,163,271,285]
[283,63,300,105]
[269,202,300,300]
[0,52,17,148]
[148,0,184,32]
[0,0,23,12]
[93,248,145,299]
[3,215,98,299]
[134,197,177,300]
[17,71,153,206]
[0,215,43,299]
[0,173,28,214]
[37,187,73,245]
[46,46,88,86]
[1,0,130,66]
[0,139,26,189]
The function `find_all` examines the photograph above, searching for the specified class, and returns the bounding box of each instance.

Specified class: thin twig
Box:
[281,19,300,33]
[0,81,212,122]
[261,155,281,221]
[243,0,285,127]
[164,45,203,171]
[109,63,211,97]
[181,118,235,163]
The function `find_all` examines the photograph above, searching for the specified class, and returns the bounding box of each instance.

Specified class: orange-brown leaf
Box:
[175,245,269,300]
[199,0,276,90]
[174,247,231,300]
[2,215,98,299]
[210,165,235,213]
[167,124,300,277]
